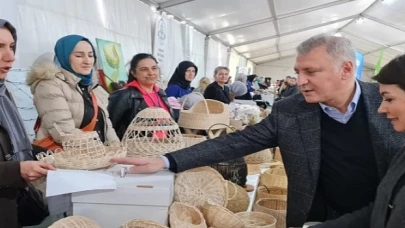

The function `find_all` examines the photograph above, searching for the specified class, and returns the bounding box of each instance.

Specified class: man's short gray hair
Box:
[296,34,357,71]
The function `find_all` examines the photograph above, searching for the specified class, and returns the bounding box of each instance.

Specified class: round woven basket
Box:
[178,95,230,130]
[174,166,228,207]
[169,202,207,228]
[182,134,207,148]
[226,181,249,213]
[122,219,168,228]
[200,203,244,228]
[236,212,277,228]
[122,108,184,157]
[36,143,127,170]
[260,170,288,192]
[49,216,100,228]
[254,198,287,228]
[244,149,273,164]
[269,166,286,176]
[256,186,287,202]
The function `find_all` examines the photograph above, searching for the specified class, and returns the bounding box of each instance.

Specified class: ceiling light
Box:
[167,15,174,19]
[189,25,194,29]
[356,17,366,24]
[150,6,157,12]
[180,21,187,24]
[162,12,167,16]
[334,32,342,37]
[382,0,395,5]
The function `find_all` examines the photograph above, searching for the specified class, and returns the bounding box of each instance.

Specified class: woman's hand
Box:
[110,157,166,174]
[20,161,56,182]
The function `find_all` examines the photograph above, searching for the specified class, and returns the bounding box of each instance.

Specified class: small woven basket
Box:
[254,198,287,228]
[49,216,100,228]
[122,108,184,157]
[226,181,250,213]
[260,171,288,193]
[36,143,127,170]
[122,219,168,228]
[200,203,244,228]
[174,166,228,207]
[244,149,273,164]
[236,212,277,228]
[178,94,230,130]
[269,166,286,176]
[256,186,287,202]
[169,202,207,228]
[182,134,207,147]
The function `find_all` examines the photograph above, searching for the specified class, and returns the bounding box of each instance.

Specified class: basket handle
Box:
[180,92,209,114]
[226,181,238,201]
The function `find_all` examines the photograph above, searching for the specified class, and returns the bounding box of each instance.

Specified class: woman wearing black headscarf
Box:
[165,61,198,98]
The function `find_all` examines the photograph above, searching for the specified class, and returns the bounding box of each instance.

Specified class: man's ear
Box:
[341,61,355,80]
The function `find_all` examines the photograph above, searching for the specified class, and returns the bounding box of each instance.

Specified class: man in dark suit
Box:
[112,34,405,227]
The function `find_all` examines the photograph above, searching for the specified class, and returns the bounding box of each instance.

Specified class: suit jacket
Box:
[167,81,405,227]
[282,85,299,97]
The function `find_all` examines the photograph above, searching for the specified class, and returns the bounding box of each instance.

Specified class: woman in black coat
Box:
[314,54,405,228]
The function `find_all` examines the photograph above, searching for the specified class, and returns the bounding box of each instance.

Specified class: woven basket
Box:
[122,108,184,157]
[226,181,249,213]
[182,134,207,147]
[260,171,288,192]
[244,149,273,164]
[169,202,207,228]
[49,216,100,228]
[122,219,168,228]
[36,143,127,170]
[236,212,277,228]
[178,94,230,130]
[200,203,244,228]
[269,166,286,176]
[273,148,283,162]
[254,198,287,228]
[256,186,287,202]
[174,166,228,207]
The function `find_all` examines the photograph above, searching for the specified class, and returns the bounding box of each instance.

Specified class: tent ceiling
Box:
[141,0,405,67]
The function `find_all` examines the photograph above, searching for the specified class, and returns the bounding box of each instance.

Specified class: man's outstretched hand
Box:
[110,157,167,174]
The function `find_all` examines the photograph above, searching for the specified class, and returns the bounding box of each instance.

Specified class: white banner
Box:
[153,16,169,79]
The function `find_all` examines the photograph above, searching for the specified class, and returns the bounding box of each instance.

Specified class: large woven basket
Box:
[169,202,207,228]
[122,107,184,157]
[200,203,244,228]
[236,212,277,228]
[226,181,249,213]
[244,149,273,164]
[36,143,127,170]
[182,134,207,147]
[254,198,287,228]
[49,216,100,228]
[256,186,288,202]
[178,94,230,130]
[174,166,228,207]
[122,219,168,228]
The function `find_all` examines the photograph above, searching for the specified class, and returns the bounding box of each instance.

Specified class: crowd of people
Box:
[1,17,405,228]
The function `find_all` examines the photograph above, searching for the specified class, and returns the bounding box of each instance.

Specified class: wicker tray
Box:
[236,212,277,228]
[49,216,100,228]
[174,167,228,207]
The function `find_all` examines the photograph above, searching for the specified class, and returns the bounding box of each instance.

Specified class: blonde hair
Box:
[197,77,211,90]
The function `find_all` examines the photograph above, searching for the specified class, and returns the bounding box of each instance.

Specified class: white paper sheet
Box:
[46,169,117,197]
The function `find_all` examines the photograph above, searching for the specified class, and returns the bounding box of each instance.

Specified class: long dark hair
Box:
[127,53,158,83]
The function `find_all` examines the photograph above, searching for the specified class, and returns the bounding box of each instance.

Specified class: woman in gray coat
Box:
[0,19,55,228]
[313,54,405,228]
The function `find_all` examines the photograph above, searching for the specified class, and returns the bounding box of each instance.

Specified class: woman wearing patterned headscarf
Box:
[27,35,119,148]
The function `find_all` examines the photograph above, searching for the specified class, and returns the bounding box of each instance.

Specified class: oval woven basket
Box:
[254,198,287,228]
[122,107,184,157]
[244,149,273,164]
[200,203,244,228]
[236,212,277,228]
[122,219,168,228]
[169,202,207,228]
[256,186,288,202]
[260,171,288,192]
[182,134,207,148]
[36,143,127,170]
[174,166,228,207]
[49,216,100,228]
[178,94,230,130]
[226,181,249,213]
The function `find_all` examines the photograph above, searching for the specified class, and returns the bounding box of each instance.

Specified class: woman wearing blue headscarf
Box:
[27,35,119,146]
